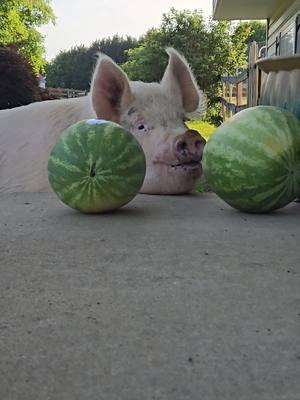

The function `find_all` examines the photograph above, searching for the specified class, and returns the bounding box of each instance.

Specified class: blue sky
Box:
[39,0,213,60]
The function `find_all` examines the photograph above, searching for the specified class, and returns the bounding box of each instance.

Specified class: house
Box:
[213,0,300,56]
[38,73,46,89]
[213,0,300,118]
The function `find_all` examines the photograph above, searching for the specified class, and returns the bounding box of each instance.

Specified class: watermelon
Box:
[202,106,300,213]
[48,119,146,213]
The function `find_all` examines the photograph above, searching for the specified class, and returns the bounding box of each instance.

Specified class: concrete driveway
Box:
[1,192,299,400]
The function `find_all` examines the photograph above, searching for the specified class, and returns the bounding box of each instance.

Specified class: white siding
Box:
[268,0,300,55]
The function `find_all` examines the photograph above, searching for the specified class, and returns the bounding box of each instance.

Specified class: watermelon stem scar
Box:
[90,162,96,177]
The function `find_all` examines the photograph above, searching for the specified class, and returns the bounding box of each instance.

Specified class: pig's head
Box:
[90,48,206,194]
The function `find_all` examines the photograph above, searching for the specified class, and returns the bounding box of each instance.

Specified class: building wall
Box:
[268,0,300,56]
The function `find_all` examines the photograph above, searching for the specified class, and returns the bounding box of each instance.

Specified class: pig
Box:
[0,48,206,194]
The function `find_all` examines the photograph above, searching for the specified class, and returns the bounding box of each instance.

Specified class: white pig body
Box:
[0,97,95,192]
[0,48,206,194]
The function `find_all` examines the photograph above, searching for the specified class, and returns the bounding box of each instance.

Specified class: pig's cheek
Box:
[132,132,154,155]
[150,159,163,177]
[131,132,142,144]
[152,142,176,165]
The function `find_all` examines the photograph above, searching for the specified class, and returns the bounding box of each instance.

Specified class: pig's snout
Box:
[174,130,206,163]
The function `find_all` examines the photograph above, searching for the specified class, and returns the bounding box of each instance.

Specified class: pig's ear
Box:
[90,54,133,122]
[161,48,206,115]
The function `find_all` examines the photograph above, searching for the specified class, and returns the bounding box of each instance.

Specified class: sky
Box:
[39,0,213,61]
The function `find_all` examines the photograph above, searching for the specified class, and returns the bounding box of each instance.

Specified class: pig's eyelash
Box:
[127,107,136,116]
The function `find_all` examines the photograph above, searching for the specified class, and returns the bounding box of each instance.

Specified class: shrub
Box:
[0,45,41,109]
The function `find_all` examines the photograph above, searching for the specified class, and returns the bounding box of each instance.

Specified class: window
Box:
[280,26,295,55]
[274,14,300,56]
[268,42,276,57]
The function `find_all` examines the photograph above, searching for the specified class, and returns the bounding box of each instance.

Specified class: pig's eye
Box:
[134,120,148,134]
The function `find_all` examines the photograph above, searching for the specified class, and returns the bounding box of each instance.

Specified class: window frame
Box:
[275,32,281,55]
[295,14,300,54]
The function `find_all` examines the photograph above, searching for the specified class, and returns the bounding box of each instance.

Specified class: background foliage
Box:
[45,36,138,90]
[0,45,41,109]
[0,0,55,73]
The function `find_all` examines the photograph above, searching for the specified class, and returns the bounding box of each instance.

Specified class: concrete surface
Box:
[0,192,299,400]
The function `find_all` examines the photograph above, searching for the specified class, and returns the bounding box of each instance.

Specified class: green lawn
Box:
[186,120,216,141]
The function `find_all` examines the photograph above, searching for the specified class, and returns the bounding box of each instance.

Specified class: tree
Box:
[0,45,41,109]
[229,21,267,70]
[45,45,91,89]
[88,35,138,65]
[234,21,267,45]
[0,0,55,73]
[120,29,167,83]
[45,35,138,90]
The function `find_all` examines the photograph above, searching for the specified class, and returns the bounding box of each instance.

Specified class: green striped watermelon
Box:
[48,119,146,213]
[202,106,300,213]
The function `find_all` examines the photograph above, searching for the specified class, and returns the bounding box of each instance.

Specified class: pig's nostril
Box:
[177,141,187,152]
[181,142,187,150]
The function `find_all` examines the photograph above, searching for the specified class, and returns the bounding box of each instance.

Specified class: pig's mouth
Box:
[153,160,202,177]
[170,161,201,171]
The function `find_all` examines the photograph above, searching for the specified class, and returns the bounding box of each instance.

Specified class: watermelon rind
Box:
[202,106,300,213]
[48,120,146,213]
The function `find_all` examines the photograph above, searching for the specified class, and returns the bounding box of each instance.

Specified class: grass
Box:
[185,120,216,142]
